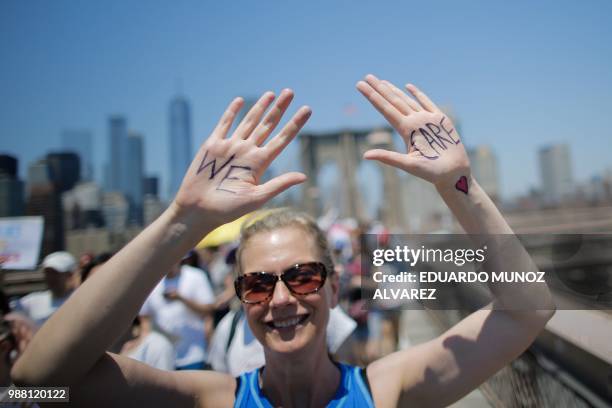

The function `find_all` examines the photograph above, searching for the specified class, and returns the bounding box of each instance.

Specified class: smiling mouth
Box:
[266,314,309,329]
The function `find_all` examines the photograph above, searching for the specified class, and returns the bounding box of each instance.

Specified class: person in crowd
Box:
[139,261,216,370]
[0,290,10,316]
[1,290,37,406]
[203,245,236,296]
[1,290,16,389]
[12,82,555,407]
[11,251,80,326]
[78,252,94,272]
[182,248,234,327]
[118,317,175,371]
[0,318,15,388]
[80,252,112,281]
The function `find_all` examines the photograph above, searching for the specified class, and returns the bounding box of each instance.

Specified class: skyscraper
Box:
[108,115,128,192]
[143,176,159,198]
[0,155,18,178]
[168,96,192,199]
[125,132,144,224]
[143,175,163,227]
[26,158,64,255]
[0,154,23,217]
[46,152,80,193]
[24,152,81,253]
[539,144,573,205]
[26,159,51,194]
[468,146,500,202]
[62,130,93,181]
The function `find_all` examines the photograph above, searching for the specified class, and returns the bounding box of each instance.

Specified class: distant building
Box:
[102,191,129,232]
[604,168,612,201]
[108,115,128,192]
[0,174,24,217]
[65,228,110,258]
[574,170,612,205]
[539,144,573,205]
[66,226,143,257]
[0,155,23,217]
[125,132,144,224]
[468,146,500,202]
[142,175,163,226]
[46,152,81,193]
[0,155,18,178]
[62,181,105,230]
[143,176,159,198]
[26,159,64,255]
[26,159,51,195]
[62,130,94,181]
[168,96,192,199]
[143,195,165,226]
[103,163,111,193]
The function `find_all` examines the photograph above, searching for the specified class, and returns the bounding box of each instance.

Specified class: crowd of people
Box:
[2,77,554,407]
[1,213,404,383]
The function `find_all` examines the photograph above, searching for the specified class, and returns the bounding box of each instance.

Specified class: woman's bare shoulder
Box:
[174,369,237,408]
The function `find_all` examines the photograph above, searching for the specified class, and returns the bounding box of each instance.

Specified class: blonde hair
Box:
[237,208,335,276]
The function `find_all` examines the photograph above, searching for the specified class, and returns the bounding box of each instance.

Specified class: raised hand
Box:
[173,89,311,226]
[357,75,470,191]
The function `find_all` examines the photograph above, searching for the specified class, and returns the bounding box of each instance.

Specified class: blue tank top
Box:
[234,363,375,407]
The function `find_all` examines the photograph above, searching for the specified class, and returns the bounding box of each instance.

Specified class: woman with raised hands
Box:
[12,78,555,407]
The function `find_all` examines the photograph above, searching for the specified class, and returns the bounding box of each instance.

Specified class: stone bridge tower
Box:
[299,127,406,230]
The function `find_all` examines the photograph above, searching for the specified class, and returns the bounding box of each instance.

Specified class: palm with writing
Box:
[357,75,471,191]
[173,89,311,227]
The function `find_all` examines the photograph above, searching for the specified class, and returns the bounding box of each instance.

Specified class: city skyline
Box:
[5,88,611,204]
[4,111,610,209]
[1,1,611,201]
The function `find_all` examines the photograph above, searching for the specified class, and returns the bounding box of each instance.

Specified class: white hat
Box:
[42,251,77,273]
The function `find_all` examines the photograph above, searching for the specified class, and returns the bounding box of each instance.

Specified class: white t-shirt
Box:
[125,331,175,371]
[10,290,71,327]
[208,306,357,376]
[140,265,215,367]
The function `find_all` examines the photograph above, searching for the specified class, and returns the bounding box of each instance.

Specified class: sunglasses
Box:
[234,262,327,304]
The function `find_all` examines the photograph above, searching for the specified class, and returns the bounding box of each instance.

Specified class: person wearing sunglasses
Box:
[12,79,555,407]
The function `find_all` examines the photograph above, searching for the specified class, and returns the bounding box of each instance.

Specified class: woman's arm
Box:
[356,75,555,407]
[11,89,311,402]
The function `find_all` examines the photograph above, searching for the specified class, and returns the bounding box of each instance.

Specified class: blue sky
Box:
[1,0,611,207]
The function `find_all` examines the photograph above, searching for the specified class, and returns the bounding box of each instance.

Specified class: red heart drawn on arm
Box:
[455,176,468,194]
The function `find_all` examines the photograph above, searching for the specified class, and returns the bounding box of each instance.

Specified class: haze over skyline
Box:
[1,0,611,203]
